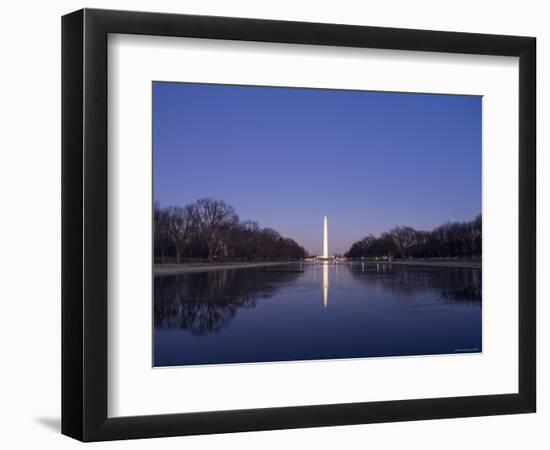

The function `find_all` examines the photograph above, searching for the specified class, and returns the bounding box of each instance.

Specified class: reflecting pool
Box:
[154,262,481,366]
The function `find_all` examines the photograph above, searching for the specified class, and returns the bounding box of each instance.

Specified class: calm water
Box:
[154,262,481,367]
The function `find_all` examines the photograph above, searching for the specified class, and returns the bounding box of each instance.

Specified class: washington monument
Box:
[323,215,329,258]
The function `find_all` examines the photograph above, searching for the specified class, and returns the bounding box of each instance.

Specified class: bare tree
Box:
[154,199,307,262]
[193,198,238,261]
[153,201,170,263]
[165,206,193,263]
[390,226,417,258]
[345,216,482,260]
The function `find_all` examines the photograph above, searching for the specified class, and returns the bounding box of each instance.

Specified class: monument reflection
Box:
[323,263,329,307]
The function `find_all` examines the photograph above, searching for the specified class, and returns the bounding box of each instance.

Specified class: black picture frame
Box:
[62,8,536,442]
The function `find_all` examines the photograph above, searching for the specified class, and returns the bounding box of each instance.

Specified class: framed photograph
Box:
[62,8,536,441]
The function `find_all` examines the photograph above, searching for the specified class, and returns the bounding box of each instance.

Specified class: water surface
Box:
[154,262,481,366]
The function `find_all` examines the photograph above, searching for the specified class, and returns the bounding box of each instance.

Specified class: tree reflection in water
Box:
[441,283,481,302]
[348,262,481,303]
[154,266,302,335]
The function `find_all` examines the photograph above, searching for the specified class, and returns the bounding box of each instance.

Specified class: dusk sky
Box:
[153,82,481,255]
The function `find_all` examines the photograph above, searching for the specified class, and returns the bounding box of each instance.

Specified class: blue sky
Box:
[153,82,481,255]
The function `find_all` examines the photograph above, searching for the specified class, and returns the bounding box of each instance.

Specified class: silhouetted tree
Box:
[193,198,239,261]
[345,215,481,260]
[164,206,193,263]
[153,201,171,263]
[391,226,417,258]
[154,199,307,262]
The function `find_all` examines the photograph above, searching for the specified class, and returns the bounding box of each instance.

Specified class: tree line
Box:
[154,198,308,263]
[345,215,481,260]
